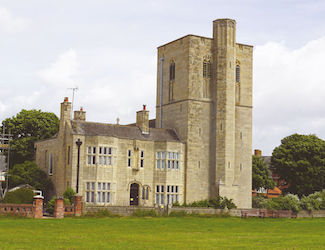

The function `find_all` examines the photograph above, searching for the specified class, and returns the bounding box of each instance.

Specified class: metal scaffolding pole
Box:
[0,127,12,198]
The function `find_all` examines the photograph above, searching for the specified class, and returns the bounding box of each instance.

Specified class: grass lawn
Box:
[0,216,325,249]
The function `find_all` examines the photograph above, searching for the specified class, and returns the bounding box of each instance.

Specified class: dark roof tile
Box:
[71,121,181,142]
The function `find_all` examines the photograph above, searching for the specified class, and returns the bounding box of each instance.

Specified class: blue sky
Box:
[1,0,325,155]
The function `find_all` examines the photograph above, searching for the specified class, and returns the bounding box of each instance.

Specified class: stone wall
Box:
[85,205,159,216]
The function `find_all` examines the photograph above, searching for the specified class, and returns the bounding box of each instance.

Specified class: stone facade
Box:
[35,18,252,208]
[155,19,252,208]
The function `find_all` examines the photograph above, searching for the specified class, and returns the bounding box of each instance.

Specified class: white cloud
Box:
[253,37,325,155]
[0,7,29,32]
[38,50,80,88]
[0,101,6,113]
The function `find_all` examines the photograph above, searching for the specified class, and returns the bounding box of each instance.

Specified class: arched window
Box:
[236,65,240,82]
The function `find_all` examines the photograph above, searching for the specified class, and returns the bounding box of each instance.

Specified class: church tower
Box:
[156,19,252,208]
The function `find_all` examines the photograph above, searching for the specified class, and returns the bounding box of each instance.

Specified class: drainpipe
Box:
[159,57,164,128]
[75,138,82,194]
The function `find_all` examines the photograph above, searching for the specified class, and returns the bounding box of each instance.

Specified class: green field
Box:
[1,216,325,249]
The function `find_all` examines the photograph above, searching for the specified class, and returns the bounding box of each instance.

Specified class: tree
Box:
[252,155,275,190]
[8,161,53,199]
[1,109,59,166]
[271,134,325,197]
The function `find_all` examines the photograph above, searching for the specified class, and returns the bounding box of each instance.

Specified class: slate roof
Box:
[71,120,181,142]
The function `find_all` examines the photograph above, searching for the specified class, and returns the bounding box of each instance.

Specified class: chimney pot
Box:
[80,107,83,111]
[143,105,146,111]
[254,149,262,157]
[64,97,69,102]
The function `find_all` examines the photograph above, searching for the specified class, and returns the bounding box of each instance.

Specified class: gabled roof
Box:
[71,120,182,142]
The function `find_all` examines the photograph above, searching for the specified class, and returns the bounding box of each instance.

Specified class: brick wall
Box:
[0,195,43,218]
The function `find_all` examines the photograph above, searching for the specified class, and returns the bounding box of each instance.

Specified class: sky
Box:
[0,0,325,155]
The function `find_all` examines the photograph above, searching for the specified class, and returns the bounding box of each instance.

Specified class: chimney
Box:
[60,97,71,130]
[254,149,262,157]
[74,107,86,121]
[136,105,149,134]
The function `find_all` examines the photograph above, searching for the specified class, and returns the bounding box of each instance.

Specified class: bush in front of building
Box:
[1,188,34,204]
[300,190,325,211]
[63,187,76,204]
[253,191,325,212]
[252,194,301,212]
[46,196,71,215]
[252,195,268,208]
[174,196,237,209]
[46,188,76,215]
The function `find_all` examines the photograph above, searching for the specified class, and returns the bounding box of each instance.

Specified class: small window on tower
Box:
[169,61,175,102]
[236,65,240,82]
[169,61,175,81]
[203,60,211,78]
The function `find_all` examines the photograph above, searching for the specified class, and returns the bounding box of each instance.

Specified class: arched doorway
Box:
[130,183,139,206]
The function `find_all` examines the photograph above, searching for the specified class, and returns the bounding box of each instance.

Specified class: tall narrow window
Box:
[127,150,132,167]
[203,60,211,78]
[169,61,175,101]
[167,185,179,204]
[142,186,149,200]
[49,153,53,175]
[140,150,144,168]
[169,61,175,81]
[67,146,70,165]
[203,59,211,98]
[155,185,165,205]
[236,65,240,82]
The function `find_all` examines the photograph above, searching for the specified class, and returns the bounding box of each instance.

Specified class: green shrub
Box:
[253,194,301,212]
[300,190,325,211]
[172,201,181,207]
[1,188,34,204]
[63,187,76,204]
[181,196,237,209]
[46,196,70,215]
[132,209,158,217]
[252,195,268,208]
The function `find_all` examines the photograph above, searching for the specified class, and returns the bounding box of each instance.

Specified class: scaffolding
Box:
[0,127,12,199]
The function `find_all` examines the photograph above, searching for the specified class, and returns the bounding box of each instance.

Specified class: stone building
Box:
[35,18,253,208]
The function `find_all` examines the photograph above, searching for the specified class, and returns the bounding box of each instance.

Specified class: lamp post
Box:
[75,138,82,194]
